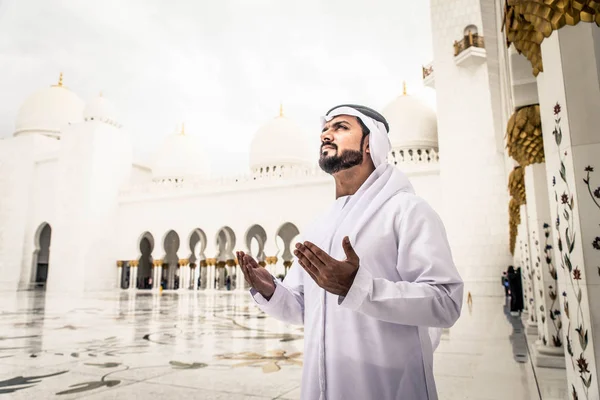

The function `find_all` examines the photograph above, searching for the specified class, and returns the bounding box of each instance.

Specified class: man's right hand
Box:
[236,251,276,300]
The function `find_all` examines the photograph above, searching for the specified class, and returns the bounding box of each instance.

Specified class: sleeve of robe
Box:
[339,198,464,328]
[249,261,305,325]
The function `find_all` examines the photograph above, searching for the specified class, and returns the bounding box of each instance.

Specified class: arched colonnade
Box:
[117,222,300,291]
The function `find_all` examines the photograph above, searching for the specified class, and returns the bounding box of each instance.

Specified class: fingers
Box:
[244,255,261,269]
[295,242,328,270]
[296,255,319,283]
[341,236,359,264]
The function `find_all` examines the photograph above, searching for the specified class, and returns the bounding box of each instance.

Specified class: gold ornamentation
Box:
[402,81,407,96]
[505,105,544,167]
[266,256,278,265]
[504,0,600,76]
[226,259,236,267]
[206,258,217,266]
[129,260,139,267]
[52,72,64,87]
[509,197,522,255]
[153,259,164,267]
[283,260,293,268]
[215,350,302,373]
[508,166,527,206]
[116,261,123,267]
[200,260,208,267]
[453,32,484,57]
[217,261,226,268]
[189,263,196,268]
[258,261,266,267]
[279,103,284,117]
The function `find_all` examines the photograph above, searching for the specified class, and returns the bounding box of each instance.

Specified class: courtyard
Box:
[0,290,566,399]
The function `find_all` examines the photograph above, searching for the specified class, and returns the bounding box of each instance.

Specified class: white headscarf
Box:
[320,106,392,167]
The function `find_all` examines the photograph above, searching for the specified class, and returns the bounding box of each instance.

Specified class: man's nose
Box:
[320,129,332,143]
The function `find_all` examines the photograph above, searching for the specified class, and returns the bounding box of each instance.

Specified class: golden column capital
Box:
[116,260,123,267]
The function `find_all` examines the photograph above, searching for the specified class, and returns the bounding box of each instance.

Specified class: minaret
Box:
[47,94,132,292]
[429,0,511,295]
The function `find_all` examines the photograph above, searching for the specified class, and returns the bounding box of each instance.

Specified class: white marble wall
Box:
[430,0,511,295]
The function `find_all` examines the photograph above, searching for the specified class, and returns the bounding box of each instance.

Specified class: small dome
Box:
[152,125,209,181]
[14,74,84,136]
[381,92,438,149]
[249,107,313,171]
[84,94,119,126]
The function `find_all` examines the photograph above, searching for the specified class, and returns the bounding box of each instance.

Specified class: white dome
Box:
[152,127,209,181]
[84,95,119,127]
[381,93,438,149]
[14,77,84,136]
[249,111,313,171]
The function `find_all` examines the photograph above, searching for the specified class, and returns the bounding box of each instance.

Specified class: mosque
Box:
[1,0,600,396]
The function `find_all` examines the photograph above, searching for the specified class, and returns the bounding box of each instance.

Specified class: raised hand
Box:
[294,236,359,296]
[236,251,276,300]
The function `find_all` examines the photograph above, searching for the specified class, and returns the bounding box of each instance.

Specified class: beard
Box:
[318,145,364,174]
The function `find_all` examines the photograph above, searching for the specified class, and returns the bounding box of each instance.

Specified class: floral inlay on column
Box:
[583,166,600,279]
[551,103,592,398]
[543,222,562,347]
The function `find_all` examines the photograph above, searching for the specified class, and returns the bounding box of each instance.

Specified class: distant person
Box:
[507,266,524,315]
[502,271,509,296]
[237,104,463,400]
[226,275,231,291]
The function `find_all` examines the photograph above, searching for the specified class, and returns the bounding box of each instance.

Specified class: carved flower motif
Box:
[554,103,561,115]
[592,237,600,250]
[552,176,556,186]
[594,187,600,199]
[573,268,582,280]
[585,166,594,172]
[561,193,569,204]
[576,355,590,373]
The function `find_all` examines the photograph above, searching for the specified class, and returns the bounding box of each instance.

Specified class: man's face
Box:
[318,115,368,174]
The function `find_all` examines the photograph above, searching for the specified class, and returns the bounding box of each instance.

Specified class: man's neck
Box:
[333,164,376,198]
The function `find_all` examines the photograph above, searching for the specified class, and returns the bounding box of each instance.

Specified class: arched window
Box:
[464,25,478,37]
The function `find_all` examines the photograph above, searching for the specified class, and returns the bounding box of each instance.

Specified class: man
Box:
[237,104,463,400]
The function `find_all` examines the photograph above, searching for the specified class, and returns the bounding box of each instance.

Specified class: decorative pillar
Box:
[152,259,163,290]
[177,259,189,291]
[525,163,566,367]
[206,258,216,290]
[216,261,226,290]
[128,260,138,290]
[235,256,244,291]
[189,263,196,290]
[283,260,293,277]
[117,261,123,289]
[517,216,536,325]
[200,260,207,290]
[505,6,600,395]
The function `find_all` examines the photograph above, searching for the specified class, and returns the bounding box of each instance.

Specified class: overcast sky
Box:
[0,0,434,176]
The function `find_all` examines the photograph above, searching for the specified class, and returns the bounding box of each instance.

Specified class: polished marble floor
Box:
[0,290,567,399]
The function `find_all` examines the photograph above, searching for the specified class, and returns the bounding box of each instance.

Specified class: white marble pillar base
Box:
[532,340,566,369]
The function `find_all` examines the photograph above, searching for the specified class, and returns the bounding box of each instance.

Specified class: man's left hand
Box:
[294,236,360,297]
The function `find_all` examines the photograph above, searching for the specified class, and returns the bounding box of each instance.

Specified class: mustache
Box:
[321,143,337,150]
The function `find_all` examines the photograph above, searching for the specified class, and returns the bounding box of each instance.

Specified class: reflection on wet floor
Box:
[0,290,567,399]
[503,298,529,364]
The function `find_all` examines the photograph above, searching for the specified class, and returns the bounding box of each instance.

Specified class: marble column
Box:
[217,261,226,290]
[200,260,207,290]
[517,218,537,331]
[152,260,163,291]
[128,261,138,290]
[536,23,600,397]
[525,163,566,368]
[189,264,196,290]
[116,261,123,289]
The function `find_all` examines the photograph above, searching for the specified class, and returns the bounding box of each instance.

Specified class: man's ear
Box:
[364,135,371,154]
